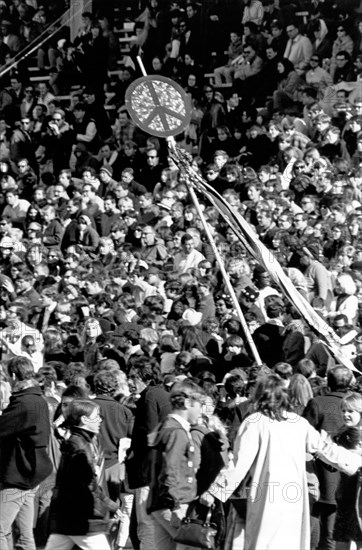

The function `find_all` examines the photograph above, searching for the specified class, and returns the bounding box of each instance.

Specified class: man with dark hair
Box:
[140,225,168,268]
[253,298,285,367]
[93,370,133,503]
[147,380,205,548]
[109,219,128,251]
[137,148,164,192]
[333,50,354,84]
[14,269,42,308]
[127,357,171,550]
[173,233,205,273]
[73,102,99,153]
[0,356,53,550]
[97,194,120,237]
[2,188,30,224]
[303,365,353,550]
[197,276,216,322]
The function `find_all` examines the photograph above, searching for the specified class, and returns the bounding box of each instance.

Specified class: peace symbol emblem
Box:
[125,75,191,138]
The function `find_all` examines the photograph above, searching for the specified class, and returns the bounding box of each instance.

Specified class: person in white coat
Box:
[202,375,361,550]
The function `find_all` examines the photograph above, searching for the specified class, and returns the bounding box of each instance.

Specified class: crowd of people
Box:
[1,0,362,549]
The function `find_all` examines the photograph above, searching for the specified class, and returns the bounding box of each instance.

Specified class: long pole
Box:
[168,140,262,366]
[0,4,84,79]
[134,56,262,365]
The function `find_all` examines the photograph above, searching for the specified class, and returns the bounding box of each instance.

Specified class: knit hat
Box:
[83,174,99,187]
[0,237,14,248]
[100,166,113,177]
[28,222,42,231]
[157,201,171,211]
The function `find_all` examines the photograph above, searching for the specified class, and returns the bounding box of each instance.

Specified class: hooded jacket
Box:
[49,427,118,535]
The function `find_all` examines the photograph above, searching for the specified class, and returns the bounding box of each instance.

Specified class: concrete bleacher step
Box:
[29,74,50,82]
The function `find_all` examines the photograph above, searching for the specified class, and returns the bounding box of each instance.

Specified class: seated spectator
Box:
[332,50,355,84]
[305,55,333,97]
[311,18,332,60]
[330,23,354,78]
[214,30,244,87]
[272,58,302,113]
[233,43,263,102]
[283,21,313,71]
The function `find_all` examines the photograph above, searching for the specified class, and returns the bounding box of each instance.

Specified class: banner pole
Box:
[168,139,262,366]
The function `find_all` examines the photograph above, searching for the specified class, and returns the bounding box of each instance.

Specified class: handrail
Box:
[0,4,84,79]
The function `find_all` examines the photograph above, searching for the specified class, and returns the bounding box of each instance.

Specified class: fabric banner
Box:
[169,143,358,372]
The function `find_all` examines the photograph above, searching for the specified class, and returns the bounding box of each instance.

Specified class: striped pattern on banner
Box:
[169,144,358,372]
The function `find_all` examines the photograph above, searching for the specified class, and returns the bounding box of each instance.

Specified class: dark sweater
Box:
[94,394,133,468]
[127,384,171,489]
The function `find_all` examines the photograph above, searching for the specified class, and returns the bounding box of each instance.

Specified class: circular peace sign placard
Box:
[125,75,191,138]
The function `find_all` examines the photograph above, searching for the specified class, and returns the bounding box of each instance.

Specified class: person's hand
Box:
[199,491,215,507]
[113,509,123,520]
[170,507,185,528]
[1,279,14,294]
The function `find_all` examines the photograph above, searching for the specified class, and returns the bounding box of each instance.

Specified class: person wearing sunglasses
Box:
[333,50,355,84]
[330,22,354,79]
[20,86,37,118]
[305,55,333,96]
[41,108,73,174]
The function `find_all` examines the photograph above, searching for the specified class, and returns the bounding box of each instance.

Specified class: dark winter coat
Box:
[303,390,348,503]
[127,384,171,489]
[49,427,118,535]
[0,384,53,489]
[93,394,134,469]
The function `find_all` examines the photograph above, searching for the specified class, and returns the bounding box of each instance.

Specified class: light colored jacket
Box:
[284,34,313,70]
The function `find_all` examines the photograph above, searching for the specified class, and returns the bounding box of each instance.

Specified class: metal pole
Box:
[137,55,147,76]
[168,139,262,365]
[0,8,74,79]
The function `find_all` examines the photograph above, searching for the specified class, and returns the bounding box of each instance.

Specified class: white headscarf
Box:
[314,19,328,49]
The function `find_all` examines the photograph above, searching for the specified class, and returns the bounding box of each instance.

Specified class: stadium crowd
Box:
[1,0,362,549]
